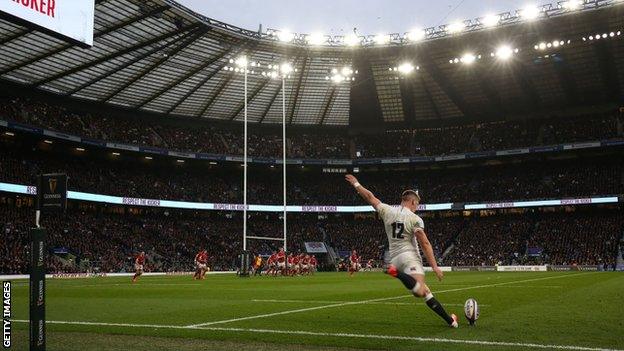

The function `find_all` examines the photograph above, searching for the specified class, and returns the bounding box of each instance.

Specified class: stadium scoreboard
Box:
[1,0,95,46]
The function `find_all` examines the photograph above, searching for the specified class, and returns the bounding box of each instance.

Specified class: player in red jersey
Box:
[366,259,374,271]
[292,254,301,276]
[132,251,145,283]
[309,255,318,274]
[349,250,360,276]
[276,248,286,276]
[193,249,208,280]
[300,254,310,275]
[266,252,277,276]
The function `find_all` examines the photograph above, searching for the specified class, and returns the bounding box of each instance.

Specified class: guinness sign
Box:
[37,173,67,213]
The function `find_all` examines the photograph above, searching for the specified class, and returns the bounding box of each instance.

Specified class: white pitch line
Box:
[252,299,486,307]
[11,319,621,351]
[187,272,591,328]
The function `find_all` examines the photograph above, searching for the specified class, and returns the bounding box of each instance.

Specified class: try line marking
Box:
[186,272,591,328]
[11,319,620,351]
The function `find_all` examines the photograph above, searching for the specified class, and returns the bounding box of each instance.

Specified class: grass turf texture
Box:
[7,271,624,351]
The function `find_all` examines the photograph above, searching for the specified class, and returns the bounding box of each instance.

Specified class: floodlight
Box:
[280,63,293,74]
[495,45,514,60]
[482,14,500,27]
[373,34,391,45]
[406,29,425,42]
[398,62,415,74]
[562,0,582,10]
[344,34,360,46]
[520,6,541,20]
[235,56,248,67]
[277,30,294,42]
[447,21,465,34]
[461,53,476,64]
[307,32,325,45]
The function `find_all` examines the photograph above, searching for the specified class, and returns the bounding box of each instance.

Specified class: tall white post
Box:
[243,62,248,251]
[282,76,287,252]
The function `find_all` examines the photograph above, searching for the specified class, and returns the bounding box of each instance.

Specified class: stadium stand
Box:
[1,95,622,159]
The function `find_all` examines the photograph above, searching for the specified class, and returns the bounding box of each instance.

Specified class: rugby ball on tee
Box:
[464,298,479,325]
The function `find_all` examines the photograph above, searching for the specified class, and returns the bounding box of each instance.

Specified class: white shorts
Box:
[277,262,286,269]
[196,263,207,270]
[301,264,308,270]
[390,251,424,275]
[134,264,143,271]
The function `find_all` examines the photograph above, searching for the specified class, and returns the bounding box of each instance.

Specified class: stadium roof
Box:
[0,0,623,126]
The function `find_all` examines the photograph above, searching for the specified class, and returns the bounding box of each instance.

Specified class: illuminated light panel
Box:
[344,33,360,46]
[561,0,583,10]
[405,29,425,42]
[235,56,248,67]
[276,30,294,42]
[482,14,500,27]
[280,63,293,74]
[307,32,325,45]
[397,62,415,74]
[520,5,541,20]
[447,21,465,34]
[373,33,391,45]
[494,45,516,60]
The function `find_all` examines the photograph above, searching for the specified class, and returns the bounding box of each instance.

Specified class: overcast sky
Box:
[176,0,528,35]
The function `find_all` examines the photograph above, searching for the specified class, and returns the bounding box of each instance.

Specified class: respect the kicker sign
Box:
[1,0,94,46]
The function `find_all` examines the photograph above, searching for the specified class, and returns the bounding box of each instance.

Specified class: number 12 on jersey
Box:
[391,222,405,239]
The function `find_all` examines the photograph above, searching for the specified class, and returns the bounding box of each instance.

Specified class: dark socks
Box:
[426,296,454,325]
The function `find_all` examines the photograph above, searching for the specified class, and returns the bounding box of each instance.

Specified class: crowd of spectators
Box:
[2,203,621,274]
[1,143,622,206]
[444,211,623,267]
[1,96,622,159]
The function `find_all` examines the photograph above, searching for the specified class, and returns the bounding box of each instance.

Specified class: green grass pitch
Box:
[7,271,624,350]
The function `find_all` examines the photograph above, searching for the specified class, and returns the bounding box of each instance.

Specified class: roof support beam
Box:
[196,74,234,117]
[229,78,271,120]
[101,28,205,103]
[417,57,473,118]
[164,44,249,114]
[508,61,541,112]
[318,86,337,125]
[135,41,249,109]
[288,57,308,123]
[593,41,621,102]
[418,75,442,120]
[0,28,33,46]
[258,84,282,123]
[471,65,504,115]
[552,56,580,106]
[30,23,200,87]
[66,28,204,97]
[1,5,171,77]
[398,76,416,125]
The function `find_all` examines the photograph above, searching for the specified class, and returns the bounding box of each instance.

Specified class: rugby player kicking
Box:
[345,174,458,328]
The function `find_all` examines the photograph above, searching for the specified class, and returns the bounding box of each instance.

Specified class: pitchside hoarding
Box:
[1,0,95,46]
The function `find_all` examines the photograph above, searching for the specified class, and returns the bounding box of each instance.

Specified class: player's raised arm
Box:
[345,174,381,209]
[415,228,444,281]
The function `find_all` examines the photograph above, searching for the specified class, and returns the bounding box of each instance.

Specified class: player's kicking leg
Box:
[386,253,458,328]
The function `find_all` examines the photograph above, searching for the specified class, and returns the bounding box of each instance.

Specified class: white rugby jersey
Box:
[376,203,425,258]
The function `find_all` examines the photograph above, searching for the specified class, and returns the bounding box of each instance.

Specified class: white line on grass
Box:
[12,319,621,351]
[251,299,488,307]
[187,272,591,328]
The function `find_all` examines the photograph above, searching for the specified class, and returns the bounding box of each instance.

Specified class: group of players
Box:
[258,248,318,276]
